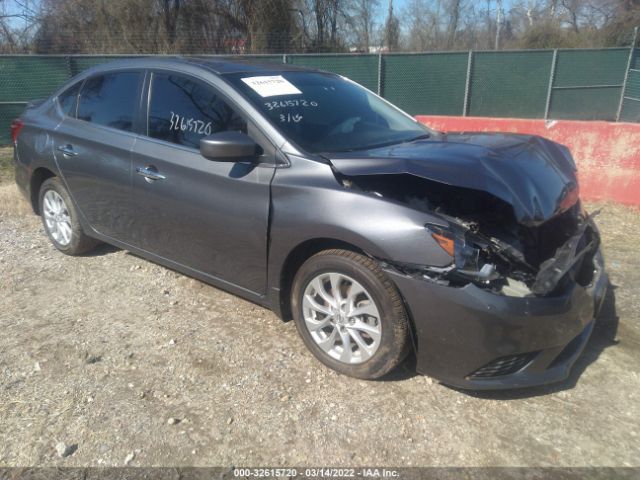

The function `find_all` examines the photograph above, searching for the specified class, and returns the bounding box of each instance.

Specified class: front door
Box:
[129,71,274,295]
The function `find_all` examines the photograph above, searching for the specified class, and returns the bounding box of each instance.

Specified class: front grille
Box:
[468,352,538,379]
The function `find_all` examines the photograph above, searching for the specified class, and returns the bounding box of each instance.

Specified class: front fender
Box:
[267,155,454,309]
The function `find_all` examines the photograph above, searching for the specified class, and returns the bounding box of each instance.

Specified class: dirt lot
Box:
[1,146,639,467]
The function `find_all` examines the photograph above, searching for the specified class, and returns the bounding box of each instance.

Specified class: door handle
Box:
[136,166,166,181]
[57,145,78,157]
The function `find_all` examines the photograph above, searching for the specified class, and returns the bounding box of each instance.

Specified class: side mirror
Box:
[199,131,260,162]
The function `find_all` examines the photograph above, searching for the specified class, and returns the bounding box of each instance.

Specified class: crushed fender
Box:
[340,173,600,298]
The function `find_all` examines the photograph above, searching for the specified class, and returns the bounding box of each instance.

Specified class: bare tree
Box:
[0,0,39,52]
[401,0,437,51]
[2,0,639,54]
[384,0,400,51]
[346,0,380,51]
[446,0,462,47]
[495,0,503,49]
[161,0,181,44]
[561,0,582,33]
[302,0,345,51]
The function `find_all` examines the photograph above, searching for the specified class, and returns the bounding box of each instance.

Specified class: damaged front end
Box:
[328,129,599,297]
[326,132,602,298]
[335,174,600,298]
[420,206,600,297]
[318,132,608,387]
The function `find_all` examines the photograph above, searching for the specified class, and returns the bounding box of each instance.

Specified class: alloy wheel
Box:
[42,190,72,246]
[302,272,382,364]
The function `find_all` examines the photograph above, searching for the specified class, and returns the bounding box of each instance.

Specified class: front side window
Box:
[77,72,141,132]
[226,71,430,154]
[148,73,247,149]
[58,81,82,117]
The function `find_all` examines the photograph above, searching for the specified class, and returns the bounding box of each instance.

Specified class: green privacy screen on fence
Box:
[0,103,25,141]
[620,50,640,122]
[549,48,630,121]
[468,50,554,118]
[0,48,638,144]
[382,52,468,116]
[0,56,70,102]
[621,69,640,121]
[287,54,379,92]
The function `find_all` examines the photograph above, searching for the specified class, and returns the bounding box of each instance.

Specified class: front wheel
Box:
[291,249,411,379]
[39,177,100,255]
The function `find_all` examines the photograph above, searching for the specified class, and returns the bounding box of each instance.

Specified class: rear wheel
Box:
[39,177,99,255]
[291,249,410,379]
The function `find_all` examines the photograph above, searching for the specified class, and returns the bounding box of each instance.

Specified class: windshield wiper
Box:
[403,133,431,143]
[320,134,432,154]
[315,131,433,154]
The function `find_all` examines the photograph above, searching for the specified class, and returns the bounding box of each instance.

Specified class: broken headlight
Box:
[428,224,499,282]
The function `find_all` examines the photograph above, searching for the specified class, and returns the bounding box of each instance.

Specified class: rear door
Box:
[52,70,143,240]
[128,71,275,295]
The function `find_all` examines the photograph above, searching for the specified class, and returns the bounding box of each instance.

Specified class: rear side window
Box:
[148,73,247,149]
[58,81,82,117]
[77,72,141,132]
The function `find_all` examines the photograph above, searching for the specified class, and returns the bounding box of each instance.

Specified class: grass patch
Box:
[0,146,14,184]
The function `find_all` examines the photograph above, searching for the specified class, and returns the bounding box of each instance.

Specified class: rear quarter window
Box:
[57,81,82,117]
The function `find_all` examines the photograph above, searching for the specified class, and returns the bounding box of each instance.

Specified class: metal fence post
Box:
[462,50,473,116]
[65,55,73,80]
[616,27,638,122]
[377,51,383,96]
[544,49,558,120]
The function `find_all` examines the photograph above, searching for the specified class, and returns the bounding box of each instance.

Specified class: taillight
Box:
[10,119,24,144]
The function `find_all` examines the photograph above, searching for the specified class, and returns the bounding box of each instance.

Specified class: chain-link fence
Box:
[1,47,639,144]
[619,48,640,122]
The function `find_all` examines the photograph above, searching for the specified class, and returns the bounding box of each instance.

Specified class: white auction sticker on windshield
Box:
[241,75,302,97]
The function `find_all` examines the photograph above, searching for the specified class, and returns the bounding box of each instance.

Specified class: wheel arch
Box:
[30,167,57,214]
[275,237,420,360]
[277,238,367,321]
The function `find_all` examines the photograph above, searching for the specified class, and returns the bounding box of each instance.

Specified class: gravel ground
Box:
[1,171,639,467]
[0,147,14,184]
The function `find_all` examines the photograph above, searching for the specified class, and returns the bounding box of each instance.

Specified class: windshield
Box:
[225,71,430,154]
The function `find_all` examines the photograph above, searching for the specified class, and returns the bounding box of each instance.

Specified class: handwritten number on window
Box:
[169,111,213,136]
[280,113,303,123]
[264,99,318,111]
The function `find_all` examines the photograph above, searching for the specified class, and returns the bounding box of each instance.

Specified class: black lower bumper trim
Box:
[387,249,607,390]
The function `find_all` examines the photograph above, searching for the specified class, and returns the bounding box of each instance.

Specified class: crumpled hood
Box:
[325,133,579,227]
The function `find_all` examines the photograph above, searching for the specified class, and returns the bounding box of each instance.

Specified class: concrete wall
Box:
[416,116,640,207]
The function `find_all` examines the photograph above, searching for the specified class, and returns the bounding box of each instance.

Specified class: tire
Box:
[291,249,410,379]
[38,177,100,255]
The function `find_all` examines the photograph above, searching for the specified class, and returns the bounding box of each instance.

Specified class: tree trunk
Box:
[447,0,460,48]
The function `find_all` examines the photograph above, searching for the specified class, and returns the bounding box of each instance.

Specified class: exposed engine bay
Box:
[339,173,600,298]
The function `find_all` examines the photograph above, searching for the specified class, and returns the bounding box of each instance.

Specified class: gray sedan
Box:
[12,57,607,389]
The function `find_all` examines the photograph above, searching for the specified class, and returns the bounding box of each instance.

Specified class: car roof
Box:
[84,55,324,76]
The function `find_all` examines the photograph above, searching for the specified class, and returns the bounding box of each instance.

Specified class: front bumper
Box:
[387,249,607,390]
